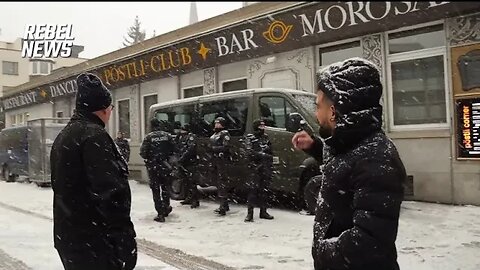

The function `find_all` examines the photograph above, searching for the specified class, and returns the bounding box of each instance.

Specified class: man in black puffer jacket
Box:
[51,73,137,270]
[292,58,406,270]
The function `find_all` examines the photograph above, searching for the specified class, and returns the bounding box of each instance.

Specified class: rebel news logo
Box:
[21,24,74,58]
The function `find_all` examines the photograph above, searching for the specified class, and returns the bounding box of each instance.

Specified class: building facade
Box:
[0,37,86,126]
[2,2,480,205]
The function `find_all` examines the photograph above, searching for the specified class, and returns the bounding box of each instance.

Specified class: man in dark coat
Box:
[140,118,176,223]
[115,131,130,163]
[292,58,406,270]
[243,119,274,222]
[51,73,137,270]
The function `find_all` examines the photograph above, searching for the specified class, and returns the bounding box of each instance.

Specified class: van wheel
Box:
[169,177,186,201]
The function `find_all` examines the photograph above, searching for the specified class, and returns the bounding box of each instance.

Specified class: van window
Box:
[153,104,196,133]
[292,94,316,118]
[259,96,296,129]
[197,98,249,137]
[154,113,169,121]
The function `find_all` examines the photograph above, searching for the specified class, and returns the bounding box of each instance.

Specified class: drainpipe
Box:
[137,83,142,143]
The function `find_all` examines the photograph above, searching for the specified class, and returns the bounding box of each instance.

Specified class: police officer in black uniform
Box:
[114,131,130,163]
[210,117,231,216]
[140,118,175,222]
[175,124,200,208]
[173,121,182,139]
[243,119,274,222]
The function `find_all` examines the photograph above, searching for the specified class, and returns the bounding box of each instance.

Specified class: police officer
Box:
[173,121,182,139]
[210,117,231,216]
[114,131,130,163]
[140,118,175,223]
[243,119,274,222]
[175,124,200,208]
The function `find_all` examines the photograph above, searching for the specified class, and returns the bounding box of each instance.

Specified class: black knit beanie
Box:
[75,73,112,113]
[316,58,382,114]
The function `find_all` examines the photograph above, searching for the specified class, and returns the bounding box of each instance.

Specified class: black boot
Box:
[259,208,274,220]
[214,206,226,216]
[190,200,200,209]
[244,207,254,222]
[214,198,228,216]
[224,200,230,212]
[180,198,193,205]
[164,206,173,217]
[154,214,165,223]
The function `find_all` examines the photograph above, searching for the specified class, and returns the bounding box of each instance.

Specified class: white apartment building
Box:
[0,38,86,126]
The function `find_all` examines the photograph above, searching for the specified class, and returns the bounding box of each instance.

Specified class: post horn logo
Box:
[39,89,48,98]
[263,20,293,44]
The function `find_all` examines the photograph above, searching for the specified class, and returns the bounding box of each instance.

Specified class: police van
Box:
[0,119,67,186]
[149,88,320,210]
[0,126,29,182]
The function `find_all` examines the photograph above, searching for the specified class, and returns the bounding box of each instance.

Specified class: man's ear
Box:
[329,105,336,120]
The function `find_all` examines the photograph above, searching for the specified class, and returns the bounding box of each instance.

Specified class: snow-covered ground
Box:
[1,180,480,270]
[0,206,177,270]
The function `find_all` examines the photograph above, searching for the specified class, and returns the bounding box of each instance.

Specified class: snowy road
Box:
[1,180,480,270]
[0,200,234,270]
[0,202,181,270]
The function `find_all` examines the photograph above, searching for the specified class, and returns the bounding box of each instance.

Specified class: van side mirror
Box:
[286,112,304,133]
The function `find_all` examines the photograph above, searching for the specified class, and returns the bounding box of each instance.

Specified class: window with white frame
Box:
[9,115,16,126]
[183,86,203,98]
[16,113,24,125]
[222,78,247,92]
[117,99,130,138]
[318,41,362,69]
[31,60,53,75]
[387,24,447,128]
[2,61,19,75]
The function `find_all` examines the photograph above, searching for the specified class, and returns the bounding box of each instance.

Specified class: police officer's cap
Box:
[182,124,191,132]
[150,118,168,131]
[253,119,266,131]
[215,117,226,126]
[150,118,161,129]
